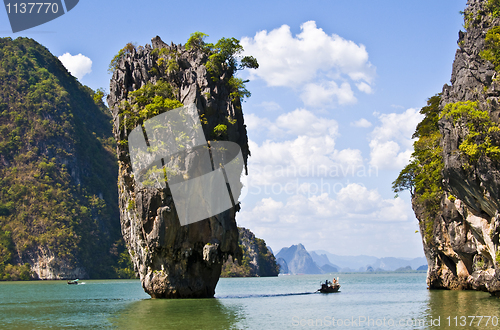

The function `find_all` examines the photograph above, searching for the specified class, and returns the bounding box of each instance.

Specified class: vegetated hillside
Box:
[220,227,279,277]
[393,0,500,295]
[0,37,133,280]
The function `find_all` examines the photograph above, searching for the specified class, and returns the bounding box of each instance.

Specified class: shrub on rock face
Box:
[108,42,136,74]
[393,95,443,241]
[440,101,500,164]
[220,228,279,277]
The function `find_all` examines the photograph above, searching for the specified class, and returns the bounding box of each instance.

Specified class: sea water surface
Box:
[1,273,499,329]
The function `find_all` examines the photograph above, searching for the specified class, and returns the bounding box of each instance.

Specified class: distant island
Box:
[220,239,427,277]
[275,243,427,275]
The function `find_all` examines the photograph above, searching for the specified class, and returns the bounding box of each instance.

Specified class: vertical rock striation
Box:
[107,36,249,298]
[415,0,500,295]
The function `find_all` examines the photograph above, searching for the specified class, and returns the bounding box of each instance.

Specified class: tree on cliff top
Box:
[186,32,259,101]
[108,42,136,73]
[392,94,442,198]
[392,94,443,239]
[186,32,258,73]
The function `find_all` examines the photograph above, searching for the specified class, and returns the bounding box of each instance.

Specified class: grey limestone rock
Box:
[276,244,322,275]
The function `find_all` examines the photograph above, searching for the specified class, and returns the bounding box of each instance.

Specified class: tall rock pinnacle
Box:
[107,36,250,298]
[408,0,500,295]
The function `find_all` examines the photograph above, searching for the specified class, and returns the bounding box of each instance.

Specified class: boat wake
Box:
[216,292,318,299]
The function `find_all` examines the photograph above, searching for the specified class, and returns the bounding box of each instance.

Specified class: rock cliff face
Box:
[107,36,249,298]
[277,258,289,274]
[276,244,322,274]
[416,0,500,295]
[220,227,279,277]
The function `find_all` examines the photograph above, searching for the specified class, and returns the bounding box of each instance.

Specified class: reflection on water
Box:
[422,289,499,329]
[112,298,244,330]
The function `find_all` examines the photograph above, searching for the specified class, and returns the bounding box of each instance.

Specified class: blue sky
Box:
[1,0,467,258]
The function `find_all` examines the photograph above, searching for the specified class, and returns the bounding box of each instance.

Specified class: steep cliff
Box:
[277,258,289,274]
[107,35,253,298]
[0,37,128,280]
[220,227,279,277]
[276,244,322,274]
[395,0,500,295]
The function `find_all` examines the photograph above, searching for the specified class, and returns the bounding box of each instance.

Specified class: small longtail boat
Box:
[318,279,340,293]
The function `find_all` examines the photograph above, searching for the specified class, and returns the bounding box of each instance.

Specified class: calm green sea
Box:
[0,273,499,329]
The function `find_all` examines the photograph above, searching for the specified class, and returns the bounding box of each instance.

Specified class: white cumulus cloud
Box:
[241,21,375,108]
[258,101,282,112]
[356,81,373,94]
[246,109,364,186]
[301,81,356,107]
[58,53,92,80]
[236,184,415,256]
[350,118,372,128]
[275,108,338,137]
[369,108,423,170]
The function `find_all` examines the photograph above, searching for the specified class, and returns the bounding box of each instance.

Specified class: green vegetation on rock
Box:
[212,124,228,140]
[440,101,500,164]
[394,96,500,242]
[221,227,279,277]
[255,237,280,276]
[479,0,500,71]
[117,80,183,136]
[108,42,136,74]
[185,32,210,51]
[393,95,444,240]
[185,32,258,102]
[149,47,181,77]
[481,26,500,71]
[461,1,500,32]
[486,0,500,17]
